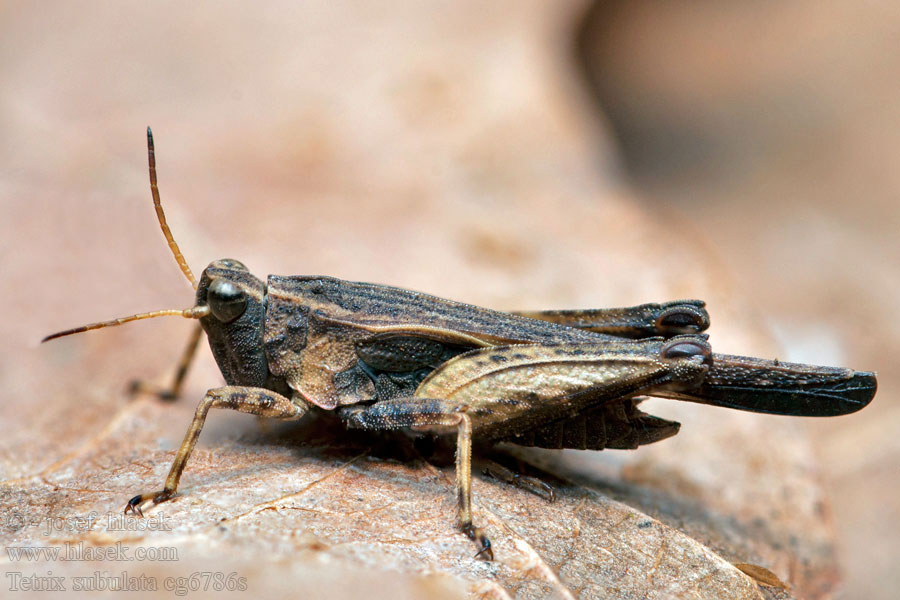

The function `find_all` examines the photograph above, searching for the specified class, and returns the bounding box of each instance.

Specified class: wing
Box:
[512,299,710,339]
[264,275,608,409]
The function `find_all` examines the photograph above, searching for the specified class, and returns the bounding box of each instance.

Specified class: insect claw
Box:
[545,486,556,504]
[124,490,175,517]
[125,495,145,517]
[474,538,493,561]
[463,524,493,560]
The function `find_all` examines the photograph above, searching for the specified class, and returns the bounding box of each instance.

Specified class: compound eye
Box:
[208,278,248,323]
[210,258,248,271]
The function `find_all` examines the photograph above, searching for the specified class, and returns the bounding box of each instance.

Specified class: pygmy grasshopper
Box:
[43,129,877,559]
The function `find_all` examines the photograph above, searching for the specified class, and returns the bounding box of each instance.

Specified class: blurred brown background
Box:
[1,2,896,598]
[577,3,900,599]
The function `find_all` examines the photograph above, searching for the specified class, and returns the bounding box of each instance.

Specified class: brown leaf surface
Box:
[1,2,845,598]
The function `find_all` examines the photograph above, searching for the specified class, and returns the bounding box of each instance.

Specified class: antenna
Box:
[42,306,209,343]
[42,129,208,343]
[148,127,197,289]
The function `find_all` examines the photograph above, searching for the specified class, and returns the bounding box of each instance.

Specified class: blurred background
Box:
[1,2,896,598]
[577,3,900,598]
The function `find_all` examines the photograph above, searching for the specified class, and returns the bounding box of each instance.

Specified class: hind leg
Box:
[480,457,556,502]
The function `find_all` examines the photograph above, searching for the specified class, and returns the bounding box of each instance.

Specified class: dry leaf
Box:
[1,2,844,598]
[735,563,791,590]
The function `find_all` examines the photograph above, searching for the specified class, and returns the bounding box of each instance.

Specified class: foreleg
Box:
[125,386,307,515]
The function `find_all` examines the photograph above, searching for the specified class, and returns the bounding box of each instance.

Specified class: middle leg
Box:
[342,399,492,560]
[129,323,204,401]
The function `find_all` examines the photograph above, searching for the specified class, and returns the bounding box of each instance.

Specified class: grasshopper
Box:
[43,129,877,559]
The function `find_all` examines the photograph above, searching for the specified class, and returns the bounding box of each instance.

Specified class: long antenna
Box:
[42,306,210,343]
[42,129,208,344]
[148,127,197,289]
